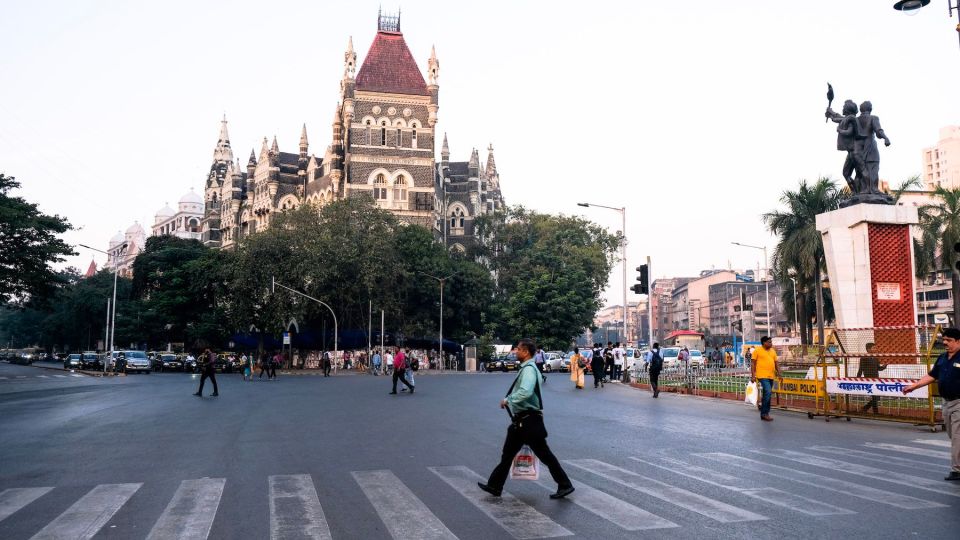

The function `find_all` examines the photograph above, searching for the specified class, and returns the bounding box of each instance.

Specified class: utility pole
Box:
[272,277,338,361]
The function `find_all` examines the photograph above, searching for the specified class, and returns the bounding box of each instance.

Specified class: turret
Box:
[299,123,309,166]
[441,133,450,170]
[468,147,480,178]
[485,143,497,178]
[247,148,257,177]
[427,45,439,127]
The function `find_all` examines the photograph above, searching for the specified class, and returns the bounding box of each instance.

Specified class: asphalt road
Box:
[0,360,958,539]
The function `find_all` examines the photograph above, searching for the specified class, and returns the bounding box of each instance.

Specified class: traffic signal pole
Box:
[647,256,653,349]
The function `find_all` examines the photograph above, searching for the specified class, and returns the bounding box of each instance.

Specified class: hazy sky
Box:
[2,0,959,306]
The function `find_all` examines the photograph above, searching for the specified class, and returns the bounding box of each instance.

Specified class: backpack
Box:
[410,357,419,371]
[649,350,663,371]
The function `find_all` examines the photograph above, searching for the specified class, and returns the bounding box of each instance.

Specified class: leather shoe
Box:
[211,393,219,397]
[550,486,575,499]
[410,387,415,394]
[192,392,201,396]
[945,471,960,481]
[389,391,397,395]
[477,482,501,497]
[761,415,773,421]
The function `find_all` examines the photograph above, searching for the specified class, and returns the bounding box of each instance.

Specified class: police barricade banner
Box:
[826,377,928,399]
[774,377,825,397]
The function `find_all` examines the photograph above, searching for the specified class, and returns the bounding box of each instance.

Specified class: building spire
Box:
[428,45,439,86]
[468,147,480,176]
[441,132,449,156]
[485,143,497,176]
[213,114,234,163]
[270,135,279,154]
[248,148,257,165]
[344,36,356,79]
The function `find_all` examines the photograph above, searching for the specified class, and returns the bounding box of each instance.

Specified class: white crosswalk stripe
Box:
[533,476,678,531]
[53,375,67,378]
[70,374,84,378]
[268,474,332,540]
[0,376,7,379]
[146,478,225,540]
[913,438,952,448]
[35,375,48,378]
[864,442,951,460]
[565,459,766,523]
[808,445,943,473]
[0,487,53,523]
[757,449,960,498]
[354,469,458,540]
[29,483,141,540]
[631,456,854,516]
[697,453,945,509]
[429,465,572,539]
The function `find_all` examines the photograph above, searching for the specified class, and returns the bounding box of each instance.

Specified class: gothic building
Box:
[200,12,504,251]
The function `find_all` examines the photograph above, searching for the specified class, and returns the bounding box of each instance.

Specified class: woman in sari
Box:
[569,347,585,389]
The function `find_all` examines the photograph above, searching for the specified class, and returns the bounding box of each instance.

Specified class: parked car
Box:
[627,349,650,372]
[80,351,102,370]
[543,352,566,372]
[64,353,82,369]
[158,353,183,372]
[660,347,682,369]
[687,349,706,369]
[109,350,151,374]
[486,352,520,372]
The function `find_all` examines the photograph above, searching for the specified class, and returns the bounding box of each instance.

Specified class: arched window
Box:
[393,175,407,203]
[450,206,466,235]
[396,128,402,147]
[373,174,388,200]
[365,120,372,144]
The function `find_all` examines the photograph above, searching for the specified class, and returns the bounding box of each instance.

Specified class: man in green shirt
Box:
[478,338,574,499]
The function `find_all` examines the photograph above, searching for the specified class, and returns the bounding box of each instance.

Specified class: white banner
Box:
[826,378,928,399]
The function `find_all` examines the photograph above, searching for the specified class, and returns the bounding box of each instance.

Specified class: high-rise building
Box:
[923,125,960,190]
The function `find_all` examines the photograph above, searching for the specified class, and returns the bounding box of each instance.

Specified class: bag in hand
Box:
[510,445,540,481]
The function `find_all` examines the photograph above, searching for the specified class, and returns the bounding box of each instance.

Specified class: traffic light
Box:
[630,264,649,295]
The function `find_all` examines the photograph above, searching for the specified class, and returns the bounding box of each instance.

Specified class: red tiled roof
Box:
[84,260,97,278]
[665,330,704,339]
[356,31,429,96]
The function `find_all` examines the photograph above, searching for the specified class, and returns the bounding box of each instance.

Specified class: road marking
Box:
[697,453,945,510]
[16,376,27,378]
[0,487,53,523]
[630,456,854,516]
[53,375,67,378]
[0,376,7,379]
[29,483,140,540]
[912,439,952,448]
[353,470,458,540]
[864,443,951,460]
[565,459,765,523]
[533,476,677,530]
[36,375,49,378]
[429,465,572,539]
[268,474,332,540]
[146,478,225,540]
[808,446,943,473]
[70,374,83,378]
[757,449,960,497]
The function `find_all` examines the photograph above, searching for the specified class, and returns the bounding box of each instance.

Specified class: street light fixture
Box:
[731,242,771,339]
[419,271,457,370]
[79,242,126,374]
[578,202,629,354]
[271,277,338,362]
[893,1,960,48]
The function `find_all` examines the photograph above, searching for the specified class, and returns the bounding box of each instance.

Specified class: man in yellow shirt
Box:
[751,336,781,421]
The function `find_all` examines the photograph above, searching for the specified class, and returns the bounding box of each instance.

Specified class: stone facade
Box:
[200,13,504,250]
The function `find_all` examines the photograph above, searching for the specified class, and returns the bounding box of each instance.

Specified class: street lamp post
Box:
[271,277,338,362]
[732,242,771,338]
[892,1,960,48]
[79,243,126,374]
[419,271,456,370]
[578,202,629,352]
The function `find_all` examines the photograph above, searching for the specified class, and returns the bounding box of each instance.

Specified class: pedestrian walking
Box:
[193,348,219,397]
[902,327,960,481]
[534,347,547,382]
[613,342,624,381]
[372,349,382,376]
[270,351,280,380]
[403,349,417,391]
[857,342,886,414]
[258,351,270,380]
[647,343,663,397]
[389,347,414,394]
[750,337,780,421]
[322,350,332,377]
[591,344,606,389]
[478,338,574,500]
[385,350,394,376]
[569,347,585,389]
[241,353,251,381]
[604,342,615,381]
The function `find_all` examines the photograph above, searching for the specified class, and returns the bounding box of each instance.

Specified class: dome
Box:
[125,222,144,235]
[154,203,175,223]
[179,188,203,205]
[108,231,124,247]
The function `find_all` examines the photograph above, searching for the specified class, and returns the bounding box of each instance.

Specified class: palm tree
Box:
[763,178,845,346]
[916,186,960,326]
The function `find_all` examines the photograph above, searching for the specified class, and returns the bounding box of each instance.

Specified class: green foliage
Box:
[474,206,622,350]
[916,186,960,325]
[0,174,75,305]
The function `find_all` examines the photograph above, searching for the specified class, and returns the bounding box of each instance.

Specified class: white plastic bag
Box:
[510,445,540,481]
[744,381,758,406]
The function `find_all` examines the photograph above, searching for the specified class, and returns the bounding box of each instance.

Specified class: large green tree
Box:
[915,186,960,326]
[474,206,622,350]
[764,177,844,346]
[0,174,75,305]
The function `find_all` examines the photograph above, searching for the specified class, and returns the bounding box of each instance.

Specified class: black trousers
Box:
[487,422,572,490]
[593,369,604,388]
[650,369,661,394]
[392,368,413,392]
[198,368,218,395]
[323,363,331,377]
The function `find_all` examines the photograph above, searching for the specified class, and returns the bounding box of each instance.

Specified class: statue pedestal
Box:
[815,204,918,331]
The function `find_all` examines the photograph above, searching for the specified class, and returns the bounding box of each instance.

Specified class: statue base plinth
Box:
[815,203,918,330]
[838,193,894,208]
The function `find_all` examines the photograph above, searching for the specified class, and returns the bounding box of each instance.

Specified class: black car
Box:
[64,353,82,369]
[183,355,200,373]
[80,351,102,370]
[486,353,519,372]
[158,353,183,372]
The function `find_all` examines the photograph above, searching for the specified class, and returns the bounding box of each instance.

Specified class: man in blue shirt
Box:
[478,338,574,499]
[903,327,960,481]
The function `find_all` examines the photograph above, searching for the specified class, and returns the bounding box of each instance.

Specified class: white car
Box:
[627,349,649,371]
[687,349,705,368]
[660,347,682,369]
[543,352,566,372]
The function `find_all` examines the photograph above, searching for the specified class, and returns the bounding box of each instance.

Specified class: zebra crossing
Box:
[0,374,85,381]
[0,441,955,539]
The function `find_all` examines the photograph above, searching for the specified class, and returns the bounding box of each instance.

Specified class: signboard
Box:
[934,314,950,324]
[282,332,291,345]
[775,377,825,397]
[826,377,928,398]
[876,282,901,301]
[736,274,754,283]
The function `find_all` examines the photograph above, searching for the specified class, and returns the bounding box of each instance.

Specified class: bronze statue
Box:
[824,87,893,206]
